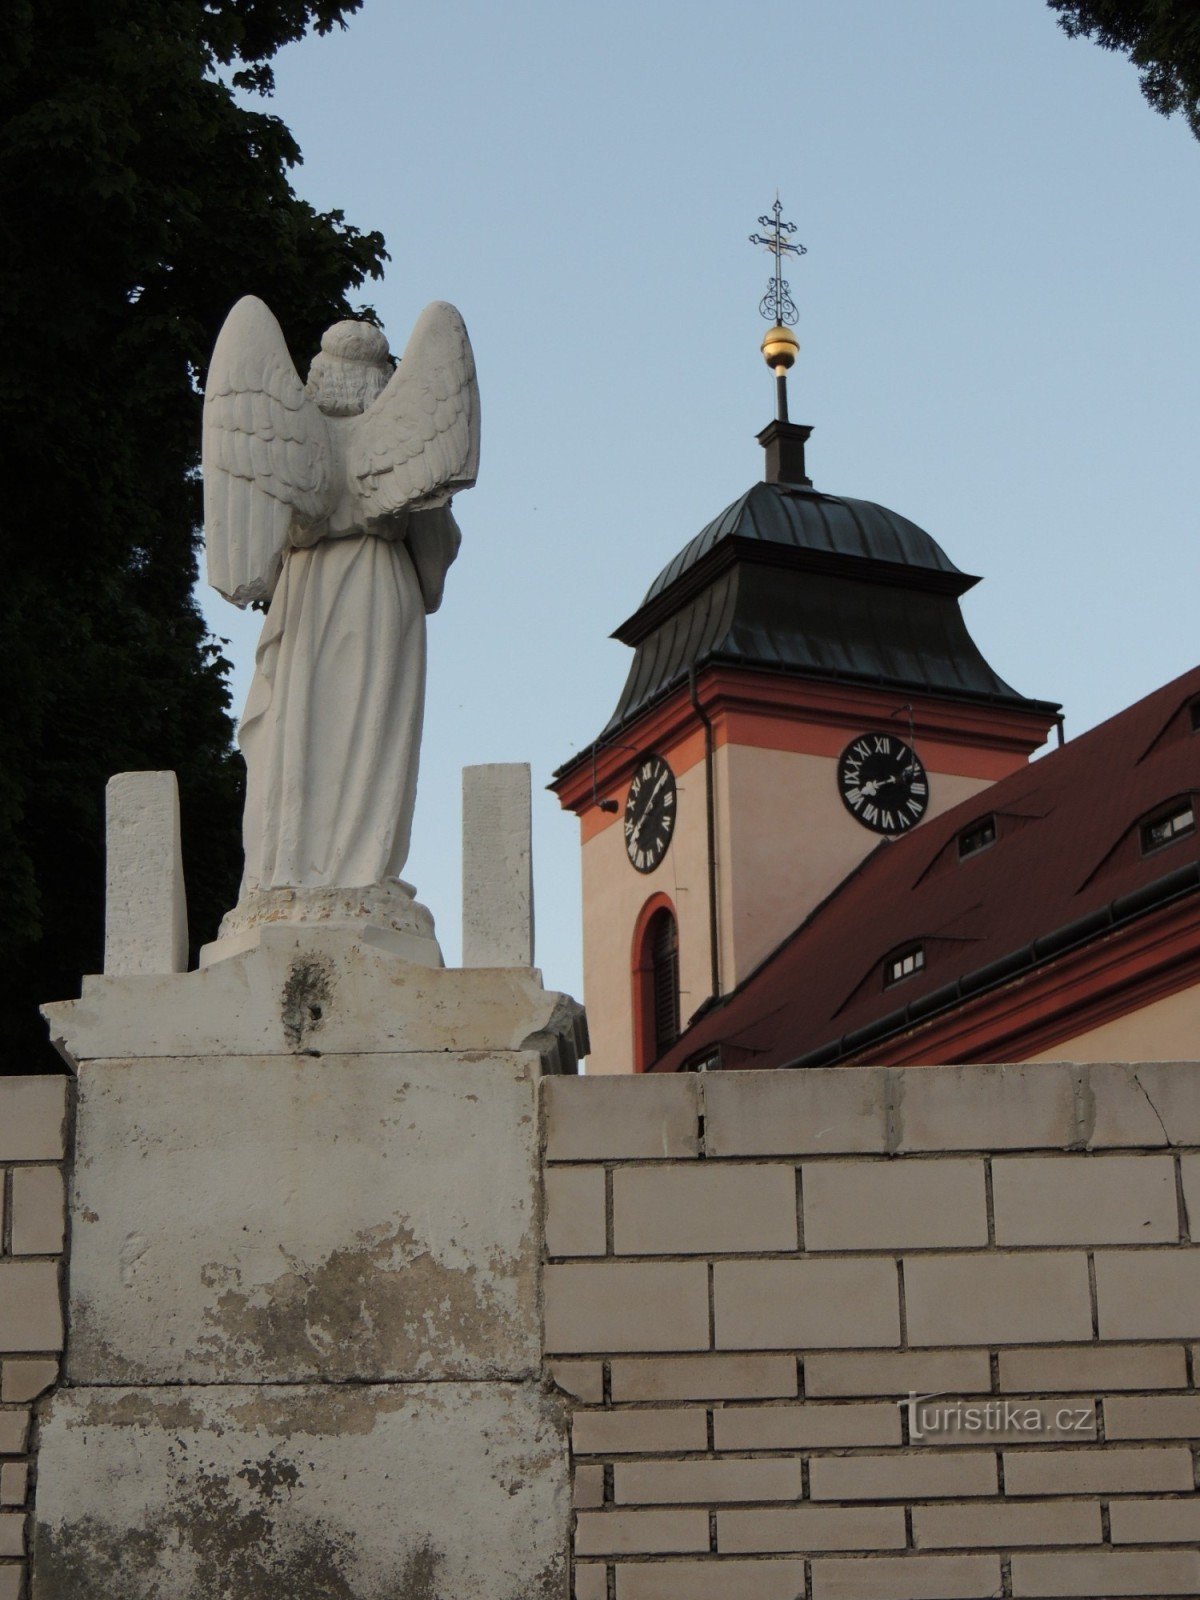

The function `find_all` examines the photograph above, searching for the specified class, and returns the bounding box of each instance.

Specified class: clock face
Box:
[838,732,929,836]
[624,753,677,873]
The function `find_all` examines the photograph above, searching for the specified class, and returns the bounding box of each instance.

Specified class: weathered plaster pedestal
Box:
[34,923,585,1600]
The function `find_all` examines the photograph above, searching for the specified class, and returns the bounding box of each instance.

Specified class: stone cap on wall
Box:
[543,1062,1200,1159]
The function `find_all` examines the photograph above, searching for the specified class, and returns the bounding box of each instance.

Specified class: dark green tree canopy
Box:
[0,0,386,1068]
[1049,1,1200,140]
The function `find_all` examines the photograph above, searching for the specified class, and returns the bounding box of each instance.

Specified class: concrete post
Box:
[104,772,188,976]
[462,763,534,967]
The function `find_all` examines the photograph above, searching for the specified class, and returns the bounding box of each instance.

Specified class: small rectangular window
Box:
[958,816,996,860]
[685,1050,720,1073]
[1141,801,1195,854]
[1190,700,1200,733]
[885,945,925,988]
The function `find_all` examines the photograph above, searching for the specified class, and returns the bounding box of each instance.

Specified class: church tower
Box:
[551,203,1059,1074]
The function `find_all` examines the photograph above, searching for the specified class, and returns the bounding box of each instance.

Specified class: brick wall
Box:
[0,1079,69,1600]
[542,1064,1200,1600]
[7,1061,1200,1599]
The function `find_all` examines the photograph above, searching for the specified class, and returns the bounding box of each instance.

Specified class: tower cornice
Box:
[550,664,1058,822]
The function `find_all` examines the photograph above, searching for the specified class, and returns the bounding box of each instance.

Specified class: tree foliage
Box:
[1049,1,1200,140]
[0,0,386,1068]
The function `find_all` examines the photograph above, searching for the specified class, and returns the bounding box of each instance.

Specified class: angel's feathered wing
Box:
[349,301,480,521]
[202,297,333,607]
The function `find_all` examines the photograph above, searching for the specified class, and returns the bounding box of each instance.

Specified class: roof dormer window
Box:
[1190,699,1200,733]
[1141,800,1195,855]
[958,816,996,860]
[884,944,925,988]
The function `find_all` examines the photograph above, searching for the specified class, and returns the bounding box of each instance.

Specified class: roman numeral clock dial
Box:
[838,733,929,836]
[624,754,677,873]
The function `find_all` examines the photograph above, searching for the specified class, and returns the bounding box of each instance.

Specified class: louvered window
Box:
[649,910,680,1056]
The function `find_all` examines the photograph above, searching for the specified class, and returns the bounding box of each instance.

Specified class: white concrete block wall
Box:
[0,1079,68,1600]
[542,1064,1200,1600]
[11,1060,1200,1600]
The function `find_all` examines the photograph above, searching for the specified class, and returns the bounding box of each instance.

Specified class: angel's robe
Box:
[238,507,459,893]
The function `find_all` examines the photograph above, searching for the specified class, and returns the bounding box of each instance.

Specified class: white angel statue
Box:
[202,296,479,905]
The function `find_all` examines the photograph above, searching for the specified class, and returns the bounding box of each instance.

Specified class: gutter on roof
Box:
[776,858,1200,1072]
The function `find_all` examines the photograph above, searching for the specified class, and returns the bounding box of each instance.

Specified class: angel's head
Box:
[306,319,393,417]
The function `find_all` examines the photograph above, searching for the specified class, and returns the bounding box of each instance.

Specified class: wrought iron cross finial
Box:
[749,195,806,327]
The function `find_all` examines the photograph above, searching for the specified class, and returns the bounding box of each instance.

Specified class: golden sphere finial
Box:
[761,323,800,376]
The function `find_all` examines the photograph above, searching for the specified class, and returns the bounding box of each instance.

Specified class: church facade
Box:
[552,420,1200,1074]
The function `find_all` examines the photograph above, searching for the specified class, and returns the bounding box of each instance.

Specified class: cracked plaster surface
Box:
[67,1054,542,1384]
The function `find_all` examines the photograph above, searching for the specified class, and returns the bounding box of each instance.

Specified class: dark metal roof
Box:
[601,477,1051,737]
[642,482,972,606]
[604,561,1038,736]
[651,666,1200,1073]
[546,469,1055,778]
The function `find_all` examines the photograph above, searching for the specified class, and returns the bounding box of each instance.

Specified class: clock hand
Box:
[632,803,655,847]
[644,770,669,810]
[632,770,670,846]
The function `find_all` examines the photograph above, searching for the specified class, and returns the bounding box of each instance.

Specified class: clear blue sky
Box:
[199,0,1200,1004]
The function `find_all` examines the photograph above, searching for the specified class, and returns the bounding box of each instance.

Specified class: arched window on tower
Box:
[633,897,680,1070]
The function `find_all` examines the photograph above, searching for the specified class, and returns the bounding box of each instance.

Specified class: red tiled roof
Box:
[653,665,1200,1072]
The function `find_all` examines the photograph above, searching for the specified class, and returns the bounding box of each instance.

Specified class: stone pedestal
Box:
[34,927,585,1599]
[206,878,444,968]
[35,1385,566,1600]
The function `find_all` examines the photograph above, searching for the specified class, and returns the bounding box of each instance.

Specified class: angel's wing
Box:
[202,296,333,606]
[348,301,480,522]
